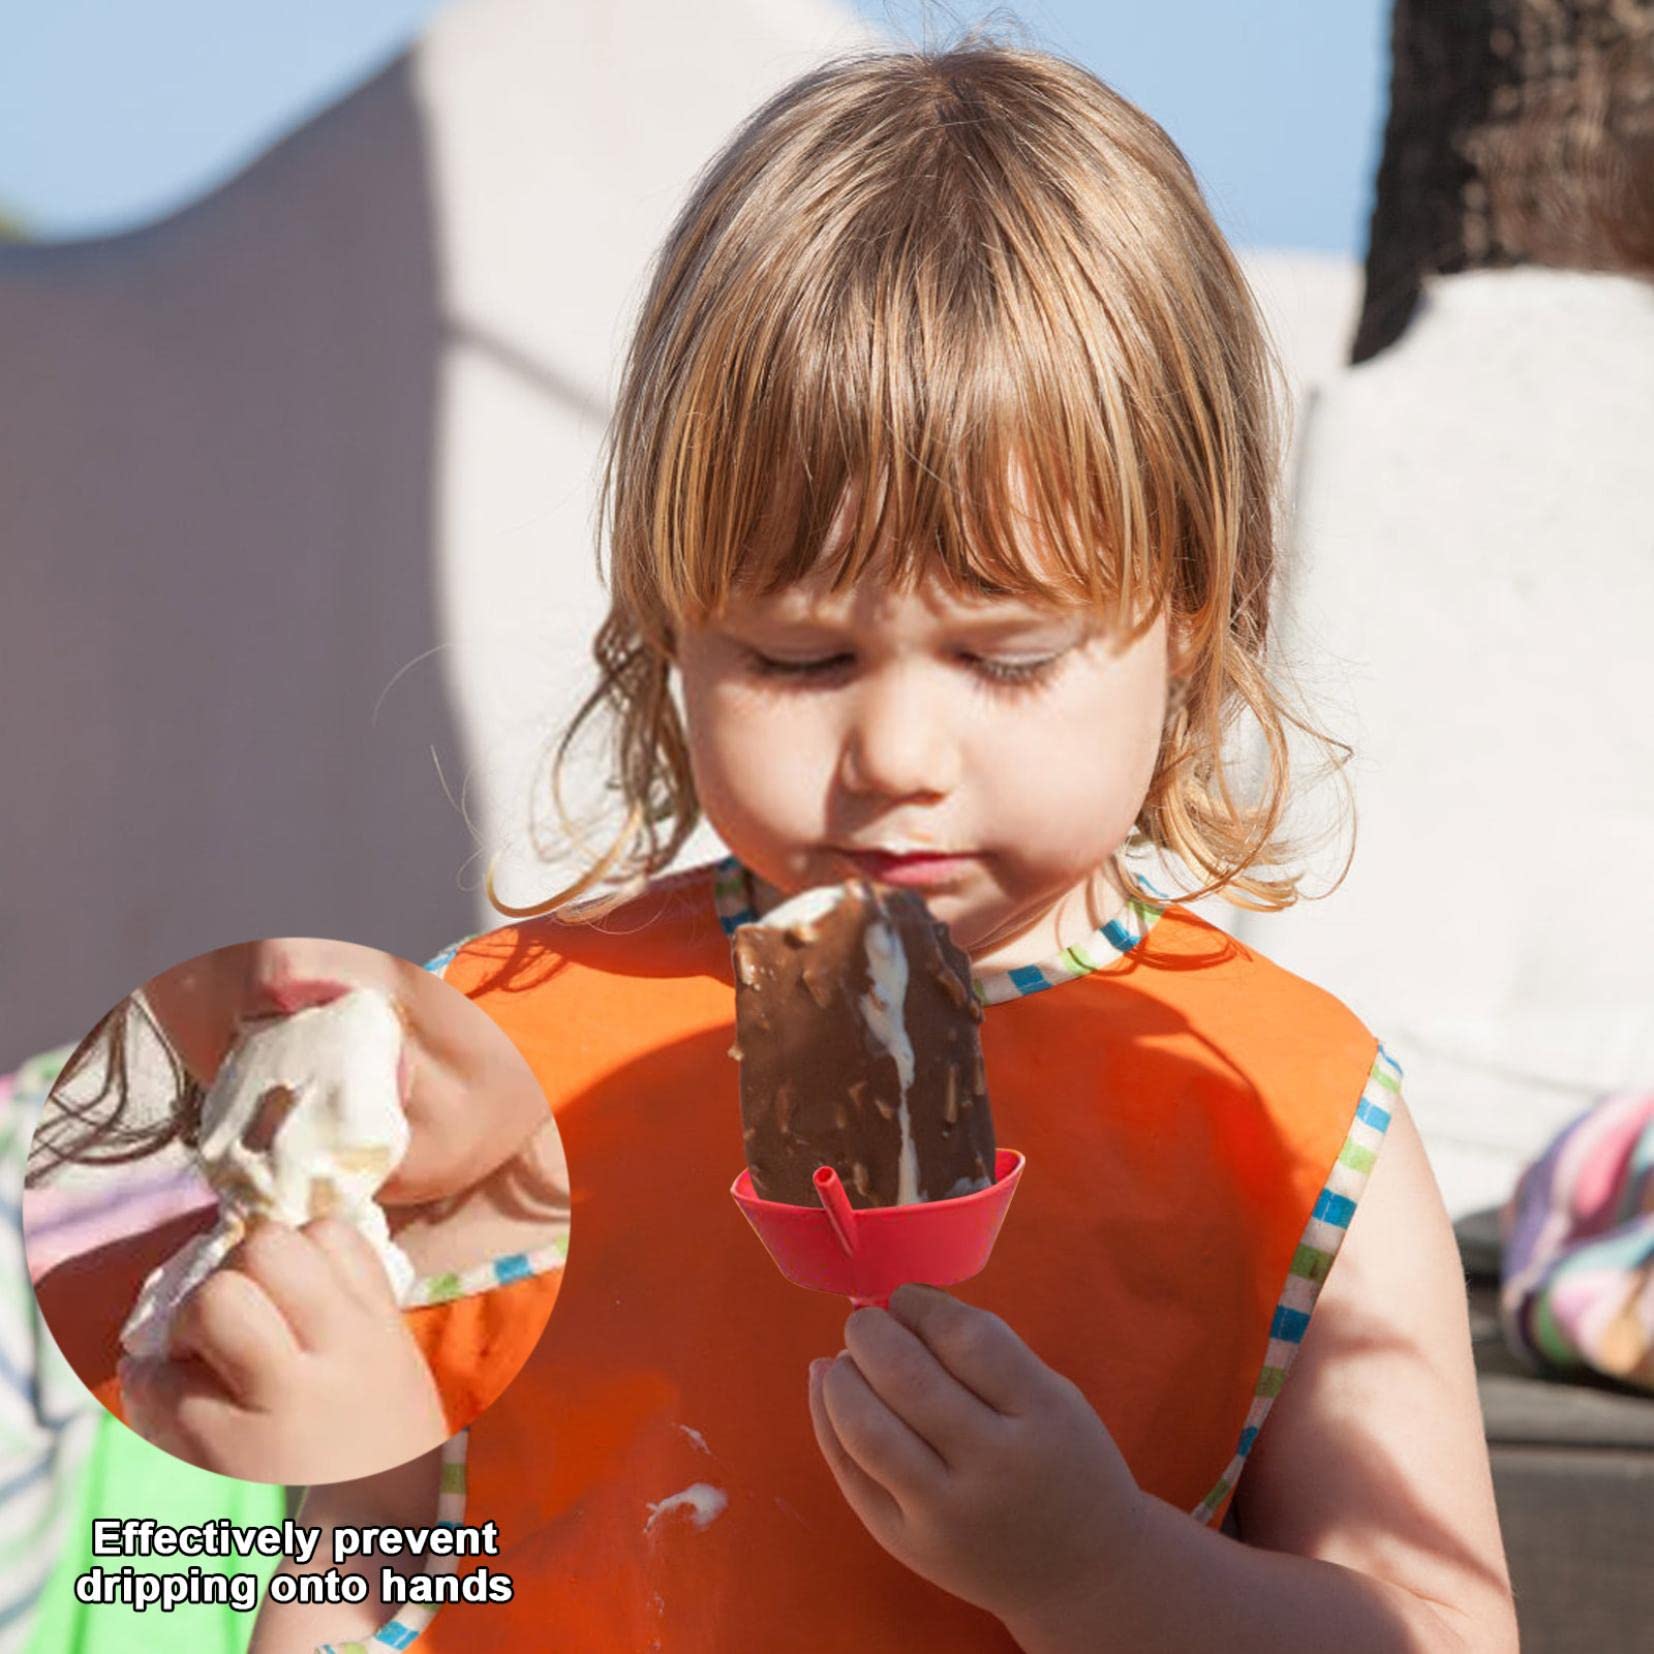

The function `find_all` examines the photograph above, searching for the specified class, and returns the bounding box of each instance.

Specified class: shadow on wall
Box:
[0,56,474,1065]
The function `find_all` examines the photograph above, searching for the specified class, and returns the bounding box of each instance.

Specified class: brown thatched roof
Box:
[1354,0,1654,363]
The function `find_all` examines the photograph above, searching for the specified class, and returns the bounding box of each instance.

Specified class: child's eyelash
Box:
[970,655,1061,689]
[744,651,1063,690]
[747,652,854,679]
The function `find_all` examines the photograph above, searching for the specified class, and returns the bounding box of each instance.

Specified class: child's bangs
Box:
[657,175,1184,634]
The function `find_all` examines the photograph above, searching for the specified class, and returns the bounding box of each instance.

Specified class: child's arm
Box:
[809,1094,1518,1653]
[1202,1090,1517,1649]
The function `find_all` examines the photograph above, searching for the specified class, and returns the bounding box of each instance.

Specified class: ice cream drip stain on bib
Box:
[120,987,414,1357]
[644,1483,728,1535]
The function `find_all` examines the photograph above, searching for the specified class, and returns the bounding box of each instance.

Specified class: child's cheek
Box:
[381,1045,550,1207]
[690,690,826,851]
[976,695,1157,883]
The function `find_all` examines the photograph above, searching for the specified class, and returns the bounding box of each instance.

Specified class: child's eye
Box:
[746,651,854,679]
[965,652,1064,690]
[742,648,1066,689]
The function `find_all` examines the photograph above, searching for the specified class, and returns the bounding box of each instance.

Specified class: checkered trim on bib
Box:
[317,1431,469,1653]
[1190,1044,1401,1526]
[422,936,483,983]
[401,1232,569,1308]
[712,858,761,933]
[711,855,1166,1001]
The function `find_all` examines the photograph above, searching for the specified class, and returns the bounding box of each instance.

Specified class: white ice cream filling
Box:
[120,987,415,1358]
[757,883,850,932]
[860,915,919,1204]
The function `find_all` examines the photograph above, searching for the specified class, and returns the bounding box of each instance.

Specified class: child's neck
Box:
[383,1117,568,1278]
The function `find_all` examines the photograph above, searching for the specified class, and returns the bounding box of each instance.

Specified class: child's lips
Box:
[834,849,977,888]
[243,978,354,1019]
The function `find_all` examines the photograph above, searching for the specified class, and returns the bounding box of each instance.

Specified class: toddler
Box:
[256,39,1516,1653]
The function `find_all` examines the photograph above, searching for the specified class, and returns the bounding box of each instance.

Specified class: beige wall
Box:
[0,0,873,1067]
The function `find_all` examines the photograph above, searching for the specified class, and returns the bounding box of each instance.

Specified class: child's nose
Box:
[837,669,959,801]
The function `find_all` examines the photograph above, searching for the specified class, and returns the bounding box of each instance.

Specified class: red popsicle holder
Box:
[730,1148,1026,1308]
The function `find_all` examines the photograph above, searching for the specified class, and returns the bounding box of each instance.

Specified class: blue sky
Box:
[0,0,1389,253]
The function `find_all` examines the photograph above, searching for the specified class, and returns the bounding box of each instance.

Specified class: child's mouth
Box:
[242,978,355,1021]
[834,849,976,889]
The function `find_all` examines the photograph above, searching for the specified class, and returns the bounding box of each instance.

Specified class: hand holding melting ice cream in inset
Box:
[113,986,451,1481]
[119,1209,448,1485]
[120,988,416,1359]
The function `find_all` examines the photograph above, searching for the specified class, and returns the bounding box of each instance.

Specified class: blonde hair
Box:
[494,37,1350,923]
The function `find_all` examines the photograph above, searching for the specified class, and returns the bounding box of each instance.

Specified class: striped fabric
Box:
[1500,1090,1654,1389]
[711,858,759,934]
[317,1432,469,1654]
[400,1237,568,1310]
[0,1046,100,1654]
[421,936,482,983]
[974,888,1165,1006]
[1191,1045,1401,1524]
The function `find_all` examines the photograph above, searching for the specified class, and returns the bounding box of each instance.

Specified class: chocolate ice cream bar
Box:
[731,880,994,1208]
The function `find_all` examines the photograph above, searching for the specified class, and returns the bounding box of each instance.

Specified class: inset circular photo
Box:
[23,937,568,1485]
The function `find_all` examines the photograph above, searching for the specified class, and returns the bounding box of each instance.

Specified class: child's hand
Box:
[118,1217,447,1483]
[807,1284,1146,1639]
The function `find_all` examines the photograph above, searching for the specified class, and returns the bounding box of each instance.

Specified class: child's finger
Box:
[300,1216,402,1311]
[807,1358,902,1531]
[842,1306,997,1467]
[819,1350,945,1506]
[166,1265,301,1403]
[120,1352,247,1462]
[216,1218,347,1351]
[886,1284,1047,1416]
[118,1356,198,1456]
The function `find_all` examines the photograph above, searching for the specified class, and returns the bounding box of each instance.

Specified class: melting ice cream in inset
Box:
[120,987,416,1358]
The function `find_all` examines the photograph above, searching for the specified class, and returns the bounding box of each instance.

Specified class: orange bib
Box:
[414,864,1379,1651]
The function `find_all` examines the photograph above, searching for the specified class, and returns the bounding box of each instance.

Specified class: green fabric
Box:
[24,1413,285,1654]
